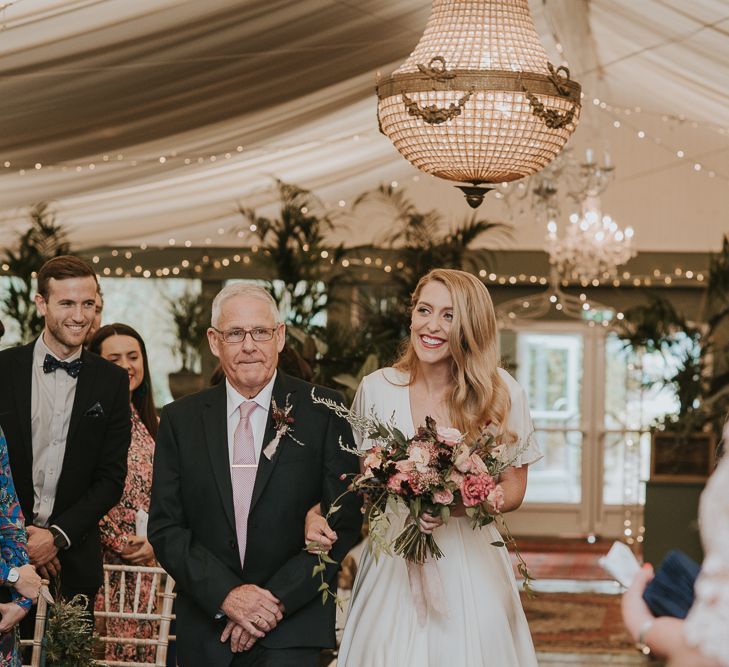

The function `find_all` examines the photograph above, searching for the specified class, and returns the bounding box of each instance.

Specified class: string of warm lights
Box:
[2,243,707,292]
[592,97,729,184]
[593,98,729,137]
[1,131,380,174]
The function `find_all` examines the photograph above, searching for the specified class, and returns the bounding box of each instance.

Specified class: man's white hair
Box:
[210,282,280,328]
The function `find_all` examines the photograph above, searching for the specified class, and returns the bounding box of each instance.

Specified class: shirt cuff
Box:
[50,524,71,549]
[0,561,8,586]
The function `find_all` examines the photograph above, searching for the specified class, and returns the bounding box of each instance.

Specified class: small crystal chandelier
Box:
[376,0,582,208]
[546,196,635,283]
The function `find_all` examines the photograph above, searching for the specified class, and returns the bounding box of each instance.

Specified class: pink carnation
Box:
[460,473,496,507]
[436,426,464,447]
[432,488,454,505]
[395,458,415,473]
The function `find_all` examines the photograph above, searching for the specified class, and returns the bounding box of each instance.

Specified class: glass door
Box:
[500,324,598,535]
[500,323,680,539]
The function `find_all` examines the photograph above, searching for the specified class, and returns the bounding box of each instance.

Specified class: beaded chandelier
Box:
[376,0,582,208]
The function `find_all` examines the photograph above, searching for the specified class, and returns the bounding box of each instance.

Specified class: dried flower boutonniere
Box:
[262,394,305,460]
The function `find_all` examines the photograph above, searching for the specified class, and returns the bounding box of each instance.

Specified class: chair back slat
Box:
[19,579,49,667]
[96,565,176,667]
[21,567,176,667]
[104,567,111,611]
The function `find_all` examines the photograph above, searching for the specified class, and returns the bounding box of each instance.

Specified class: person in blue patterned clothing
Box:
[0,426,41,666]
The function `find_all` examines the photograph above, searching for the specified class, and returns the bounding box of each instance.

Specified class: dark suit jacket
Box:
[149,371,362,666]
[0,341,131,591]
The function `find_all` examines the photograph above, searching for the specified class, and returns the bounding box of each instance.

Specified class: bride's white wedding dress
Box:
[337,367,542,667]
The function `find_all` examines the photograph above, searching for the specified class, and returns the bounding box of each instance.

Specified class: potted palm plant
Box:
[166,288,207,399]
[1,203,71,343]
[616,235,729,563]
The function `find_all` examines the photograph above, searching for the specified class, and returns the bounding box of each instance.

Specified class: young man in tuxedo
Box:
[149,283,362,666]
[0,255,131,627]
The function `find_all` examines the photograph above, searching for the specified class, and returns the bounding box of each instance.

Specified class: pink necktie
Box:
[232,402,258,569]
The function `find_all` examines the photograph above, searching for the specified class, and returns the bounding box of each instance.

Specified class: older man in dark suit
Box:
[0,255,131,625]
[149,283,361,666]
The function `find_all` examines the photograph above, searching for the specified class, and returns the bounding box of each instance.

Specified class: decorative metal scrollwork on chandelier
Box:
[376,0,582,208]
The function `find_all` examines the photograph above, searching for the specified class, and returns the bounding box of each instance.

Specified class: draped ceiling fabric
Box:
[0,0,728,253]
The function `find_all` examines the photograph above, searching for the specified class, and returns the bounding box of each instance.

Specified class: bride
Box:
[307,268,541,666]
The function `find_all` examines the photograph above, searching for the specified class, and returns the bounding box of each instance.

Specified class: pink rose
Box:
[432,488,454,505]
[460,473,496,507]
[487,484,505,512]
[436,426,464,447]
[395,458,415,473]
[453,444,473,473]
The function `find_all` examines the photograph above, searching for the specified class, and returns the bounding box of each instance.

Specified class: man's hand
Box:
[0,602,28,633]
[37,557,62,582]
[220,620,257,652]
[11,564,42,601]
[26,526,59,566]
[220,585,284,638]
[121,536,155,565]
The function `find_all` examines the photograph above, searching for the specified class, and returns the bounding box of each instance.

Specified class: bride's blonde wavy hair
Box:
[393,268,513,441]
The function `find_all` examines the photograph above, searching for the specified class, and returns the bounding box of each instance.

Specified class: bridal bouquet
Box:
[311,391,531,585]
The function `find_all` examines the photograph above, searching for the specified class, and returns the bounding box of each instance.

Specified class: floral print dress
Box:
[94,406,156,663]
[0,429,32,667]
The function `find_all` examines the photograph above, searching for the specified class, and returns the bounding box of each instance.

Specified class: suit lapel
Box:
[250,372,296,511]
[66,349,98,448]
[203,382,236,532]
[11,343,34,460]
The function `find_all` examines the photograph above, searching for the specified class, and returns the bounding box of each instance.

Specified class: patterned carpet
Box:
[509,540,634,654]
[521,591,635,653]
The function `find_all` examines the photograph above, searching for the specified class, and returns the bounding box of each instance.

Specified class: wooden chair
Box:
[19,579,50,667]
[95,564,175,667]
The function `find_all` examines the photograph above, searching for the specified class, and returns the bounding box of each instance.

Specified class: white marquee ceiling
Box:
[1,0,728,252]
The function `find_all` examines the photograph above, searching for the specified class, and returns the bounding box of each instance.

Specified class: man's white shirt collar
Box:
[34,333,83,366]
[226,370,277,419]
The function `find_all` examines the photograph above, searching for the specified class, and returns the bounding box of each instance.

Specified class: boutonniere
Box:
[262,394,305,460]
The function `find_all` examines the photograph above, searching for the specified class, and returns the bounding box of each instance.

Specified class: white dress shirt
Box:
[225,371,276,470]
[31,334,81,541]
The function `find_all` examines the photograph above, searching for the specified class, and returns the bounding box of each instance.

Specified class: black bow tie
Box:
[43,353,83,378]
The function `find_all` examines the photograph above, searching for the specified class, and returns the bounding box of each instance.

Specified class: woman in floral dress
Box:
[0,427,39,667]
[89,324,158,663]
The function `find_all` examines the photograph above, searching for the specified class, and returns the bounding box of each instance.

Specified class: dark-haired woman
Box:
[89,323,158,663]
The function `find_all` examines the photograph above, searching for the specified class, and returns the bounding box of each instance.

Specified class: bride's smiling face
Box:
[410,280,454,365]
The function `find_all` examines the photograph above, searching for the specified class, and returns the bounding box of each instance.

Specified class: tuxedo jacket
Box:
[148,371,362,666]
[0,341,131,591]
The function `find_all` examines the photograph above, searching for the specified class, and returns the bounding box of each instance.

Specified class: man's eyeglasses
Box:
[212,326,279,344]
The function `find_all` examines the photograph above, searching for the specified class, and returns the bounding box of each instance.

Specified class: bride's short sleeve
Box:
[501,370,543,468]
